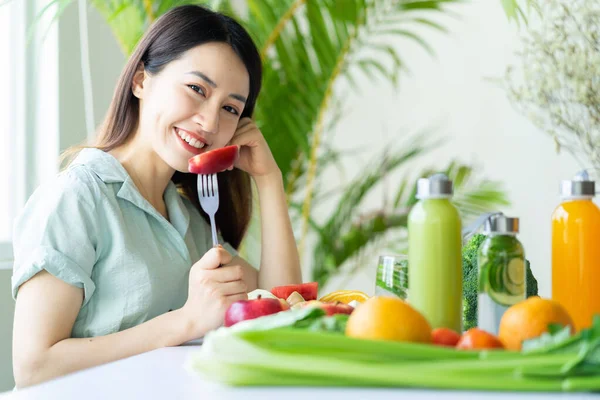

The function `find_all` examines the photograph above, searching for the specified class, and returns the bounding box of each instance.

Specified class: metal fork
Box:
[198,174,219,247]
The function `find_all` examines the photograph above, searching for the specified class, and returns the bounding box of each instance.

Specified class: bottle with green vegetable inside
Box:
[477,214,526,335]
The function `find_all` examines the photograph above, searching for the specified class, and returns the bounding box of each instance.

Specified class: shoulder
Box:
[18,164,107,225]
[54,164,104,204]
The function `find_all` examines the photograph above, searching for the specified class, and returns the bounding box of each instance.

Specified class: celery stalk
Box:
[240,328,479,361]
[188,323,600,392]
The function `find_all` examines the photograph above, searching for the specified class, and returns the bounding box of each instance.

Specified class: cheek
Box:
[219,117,239,144]
[146,84,193,120]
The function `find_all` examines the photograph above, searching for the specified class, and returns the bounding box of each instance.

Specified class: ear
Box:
[131,62,147,99]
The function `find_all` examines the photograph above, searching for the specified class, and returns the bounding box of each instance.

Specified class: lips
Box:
[174,127,210,156]
[175,127,209,148]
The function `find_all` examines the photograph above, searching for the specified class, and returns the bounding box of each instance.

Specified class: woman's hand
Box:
[228,117,280,179]
[181,246,248,338]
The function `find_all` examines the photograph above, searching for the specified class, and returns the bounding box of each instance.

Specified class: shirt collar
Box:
[71,148,190,238]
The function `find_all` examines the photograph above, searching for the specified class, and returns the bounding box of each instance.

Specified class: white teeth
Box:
[176,129,205,149]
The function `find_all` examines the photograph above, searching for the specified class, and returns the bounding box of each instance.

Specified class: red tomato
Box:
[456,328,505,350]
[432,327,461,347]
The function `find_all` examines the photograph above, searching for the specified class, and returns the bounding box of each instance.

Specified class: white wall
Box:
[321,1,581,297]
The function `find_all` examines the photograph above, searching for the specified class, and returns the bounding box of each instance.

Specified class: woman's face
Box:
[133,42,250,172]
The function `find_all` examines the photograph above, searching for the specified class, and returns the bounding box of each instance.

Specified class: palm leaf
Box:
[311,158,510,286]
[500,0,539,25]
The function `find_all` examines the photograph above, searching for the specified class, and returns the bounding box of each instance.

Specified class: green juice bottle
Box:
[408,173,462,332]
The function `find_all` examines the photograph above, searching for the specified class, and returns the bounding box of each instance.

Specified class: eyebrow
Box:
[186,71,247,103]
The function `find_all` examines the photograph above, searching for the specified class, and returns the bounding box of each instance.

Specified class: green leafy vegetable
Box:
[295,313,350,333]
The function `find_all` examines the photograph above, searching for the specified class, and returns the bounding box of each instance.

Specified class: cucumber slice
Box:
[504,258,525,295]
[490,261,504,293]
[506,258,525,285]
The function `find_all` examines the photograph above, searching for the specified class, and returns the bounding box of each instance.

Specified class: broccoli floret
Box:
[525,259,538,298]
[461,233,539,330]
[462,234,487,330]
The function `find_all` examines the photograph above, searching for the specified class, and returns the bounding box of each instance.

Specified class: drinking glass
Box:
[375,254,408,300]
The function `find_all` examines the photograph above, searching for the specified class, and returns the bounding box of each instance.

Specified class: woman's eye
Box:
[223,106,239,115]
[188,85,205,96]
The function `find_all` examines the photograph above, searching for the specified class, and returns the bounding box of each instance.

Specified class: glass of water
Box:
[375,254,408,300]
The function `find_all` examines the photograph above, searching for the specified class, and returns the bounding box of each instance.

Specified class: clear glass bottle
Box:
[477,214,525,335]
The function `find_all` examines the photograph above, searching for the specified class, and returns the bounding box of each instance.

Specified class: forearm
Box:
[16,309,194,388]
[254,171,302,289]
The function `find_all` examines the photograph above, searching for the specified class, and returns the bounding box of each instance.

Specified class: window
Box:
[0,1,14,245]
[0,0,17,263]
[0,0,59,265]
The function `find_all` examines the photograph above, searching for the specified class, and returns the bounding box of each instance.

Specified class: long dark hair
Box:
[64,5,262,249]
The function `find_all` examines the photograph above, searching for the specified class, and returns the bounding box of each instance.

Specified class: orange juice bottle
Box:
[552,171,600,331]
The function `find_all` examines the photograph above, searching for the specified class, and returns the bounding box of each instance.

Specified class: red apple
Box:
[224,296,286,327]
[188,145,239,174]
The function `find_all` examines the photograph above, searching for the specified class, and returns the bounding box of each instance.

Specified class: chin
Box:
[156,149,192,175]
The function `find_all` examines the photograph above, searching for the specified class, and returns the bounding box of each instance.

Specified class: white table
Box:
[0,343,595,400]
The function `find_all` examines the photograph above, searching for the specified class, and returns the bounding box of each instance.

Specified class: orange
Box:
[345,296,432,343]
[499,296,574,351]
[319,290,369,304]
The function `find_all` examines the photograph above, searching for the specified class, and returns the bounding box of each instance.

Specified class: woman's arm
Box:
[254,171,302,289]
[13,247,245,388]
[228,118,303,289]
[224,171,301,292]
[13,271,193,388]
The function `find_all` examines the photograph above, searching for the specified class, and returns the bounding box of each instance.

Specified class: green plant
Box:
[30,0,532,287]
[505,0,600,175]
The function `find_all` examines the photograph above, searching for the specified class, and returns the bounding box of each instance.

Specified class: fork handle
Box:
[209,213,219,247]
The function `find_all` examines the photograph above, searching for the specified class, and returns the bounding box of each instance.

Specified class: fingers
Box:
[197,246,233,270]
[226,292,248,303]
[232,119,257,139]
[236,117,253,130]
[216,280,247,296]
[211,264,245,283]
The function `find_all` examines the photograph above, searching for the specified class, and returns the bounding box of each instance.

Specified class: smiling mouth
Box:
[175,128,206,149]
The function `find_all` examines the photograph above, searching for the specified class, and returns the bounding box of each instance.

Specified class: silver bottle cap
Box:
[416,173,453,199]
[484,214,519,234]
[560,170,595,198]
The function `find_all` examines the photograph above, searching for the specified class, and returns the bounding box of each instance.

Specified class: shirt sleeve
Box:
[12,169,98,307]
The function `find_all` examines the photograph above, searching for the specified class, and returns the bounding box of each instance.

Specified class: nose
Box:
[194,103,219,135]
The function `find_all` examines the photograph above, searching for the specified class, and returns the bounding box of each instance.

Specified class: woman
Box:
[11,5,301,388]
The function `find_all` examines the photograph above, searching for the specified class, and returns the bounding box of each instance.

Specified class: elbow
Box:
[13,351,49,389]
